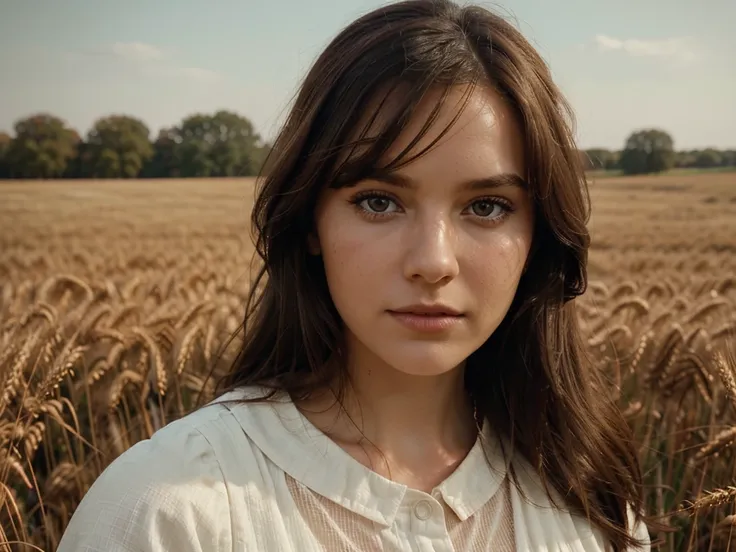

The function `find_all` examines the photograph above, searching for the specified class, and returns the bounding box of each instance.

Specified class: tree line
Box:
[0,114,733,179]
[0,112,271,179]
[582,129,735,175]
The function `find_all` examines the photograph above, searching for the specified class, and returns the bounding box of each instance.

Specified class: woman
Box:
[58,1,652,550]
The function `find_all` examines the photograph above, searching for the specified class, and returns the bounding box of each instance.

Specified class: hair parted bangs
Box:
[328,82,477,188]
[304,10,488,187]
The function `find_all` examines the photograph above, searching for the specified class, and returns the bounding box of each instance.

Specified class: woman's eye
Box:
[470,200,503,218]
[361,196,397,213]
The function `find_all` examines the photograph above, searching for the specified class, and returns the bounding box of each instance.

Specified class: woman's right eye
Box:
[352,193,401,215]
[361,196,397,213]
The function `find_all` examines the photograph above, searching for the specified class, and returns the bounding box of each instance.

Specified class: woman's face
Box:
[312,85,534,378]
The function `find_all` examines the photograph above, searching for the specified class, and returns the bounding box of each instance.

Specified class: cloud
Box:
[594,34,698,62]
[109,41,166,63]
[80,41,221,82]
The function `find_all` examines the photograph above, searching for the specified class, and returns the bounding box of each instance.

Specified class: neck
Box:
[298,338,478,457]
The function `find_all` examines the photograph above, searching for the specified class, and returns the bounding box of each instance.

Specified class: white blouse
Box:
[57,386,650,552]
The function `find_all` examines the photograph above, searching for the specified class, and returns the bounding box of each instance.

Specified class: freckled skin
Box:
[313,85,534,379]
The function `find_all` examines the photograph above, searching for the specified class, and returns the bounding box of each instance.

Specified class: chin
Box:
[379,344,470,377]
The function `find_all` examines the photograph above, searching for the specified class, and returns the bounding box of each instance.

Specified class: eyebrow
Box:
[361,170,528,191]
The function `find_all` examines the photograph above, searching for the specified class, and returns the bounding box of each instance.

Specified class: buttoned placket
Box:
[400,487,454,552]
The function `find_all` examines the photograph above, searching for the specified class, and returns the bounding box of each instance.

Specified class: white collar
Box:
[211,386,511,527]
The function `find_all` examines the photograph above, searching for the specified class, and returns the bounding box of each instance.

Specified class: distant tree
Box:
[605,151,621,170]
[583,149,617,171]
[719,150,736,167]
[619,129,675,175]
[142,127,180,178]
[85,115,153,178]
[674,150,695,168]
[694,149,722,168]
[251,141,273,175]
[171,110,262,177]
[0,131,10,178]
[64,141,90,179]
[3,114,79,178]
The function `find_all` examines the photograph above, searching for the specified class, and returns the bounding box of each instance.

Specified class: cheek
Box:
[317,211,387,309]
[465,233,531,304]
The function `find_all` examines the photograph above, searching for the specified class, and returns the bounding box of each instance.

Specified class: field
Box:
[1,173,735,551]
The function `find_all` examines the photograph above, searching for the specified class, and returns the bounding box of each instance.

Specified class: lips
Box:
[387,304,465,333]
[389,304,463,316]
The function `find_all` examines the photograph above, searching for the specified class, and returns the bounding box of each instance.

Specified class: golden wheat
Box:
[693,426,736,463]
[688,487,736,513]
[1,173,735,551]
[715,352,736,414]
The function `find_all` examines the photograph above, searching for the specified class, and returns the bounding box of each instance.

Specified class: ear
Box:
[307,231,321,255]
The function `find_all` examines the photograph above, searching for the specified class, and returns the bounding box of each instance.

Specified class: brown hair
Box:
[216,1,650,549]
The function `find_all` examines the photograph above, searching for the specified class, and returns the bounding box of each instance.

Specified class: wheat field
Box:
[1,173,735,551]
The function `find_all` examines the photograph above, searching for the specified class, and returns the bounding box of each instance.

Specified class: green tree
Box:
[719,150,736,167]
[251,141,273,175]
[694,149,722,168]
[85,115,153,178]
[605,151,621,171]
[172,110,262,177]
[3,114,79,178]
[674,150,696,168]
[142,127,180,178]
[619,129,675,175]
[0,131,10,178]
[583,149,617,171]
[64,141,90,178]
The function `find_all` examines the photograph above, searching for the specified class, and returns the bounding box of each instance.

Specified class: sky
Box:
[0,0,734,150]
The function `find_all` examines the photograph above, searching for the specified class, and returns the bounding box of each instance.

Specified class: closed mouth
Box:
[387,308,465,332]
[388,305,464,317]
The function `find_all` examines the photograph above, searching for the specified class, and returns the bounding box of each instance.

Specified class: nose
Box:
[402,215,460,285]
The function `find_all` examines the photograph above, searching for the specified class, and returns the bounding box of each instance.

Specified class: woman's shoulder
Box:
[508,455,650,551]
[57,388,270,551]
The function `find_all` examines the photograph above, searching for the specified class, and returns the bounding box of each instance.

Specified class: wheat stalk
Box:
[0,454,32,489]
[78,303,113,335]
[686,486,736,513]
[131,327,166,396]
[108,369,144,411]
[714,352,736,414]
[37,343,86,399]
[18,302,58,329]
[38,274,93,305]
[712,320,736,340]
[22,420,45,459]
[647,324,684,386]
[610,281,637,300]
[176,300,215,330]
[176,324,203,375]
[91,328,127,345]
[588,324,633,348]
[0,331,41,411]
[687,297,731,325]
[693,426,736,463]
[107,303,140,328]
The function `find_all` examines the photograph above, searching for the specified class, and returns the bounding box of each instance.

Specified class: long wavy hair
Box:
[215,1,651,549]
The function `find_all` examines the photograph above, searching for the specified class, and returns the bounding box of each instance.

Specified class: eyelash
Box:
[348,190,514,225]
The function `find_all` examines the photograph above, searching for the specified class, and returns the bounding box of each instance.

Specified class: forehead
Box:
[343,83,526,182]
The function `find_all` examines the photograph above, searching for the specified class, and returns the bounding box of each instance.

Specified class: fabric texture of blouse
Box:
[57,386,651,552]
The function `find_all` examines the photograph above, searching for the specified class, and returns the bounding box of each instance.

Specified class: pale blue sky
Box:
[1,0,734,149]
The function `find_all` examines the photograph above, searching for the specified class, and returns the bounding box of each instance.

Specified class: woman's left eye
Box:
[466,199,510,220]
[361,196,397,214]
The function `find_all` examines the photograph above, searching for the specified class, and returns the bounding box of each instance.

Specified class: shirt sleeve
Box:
[56,419,232,552]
